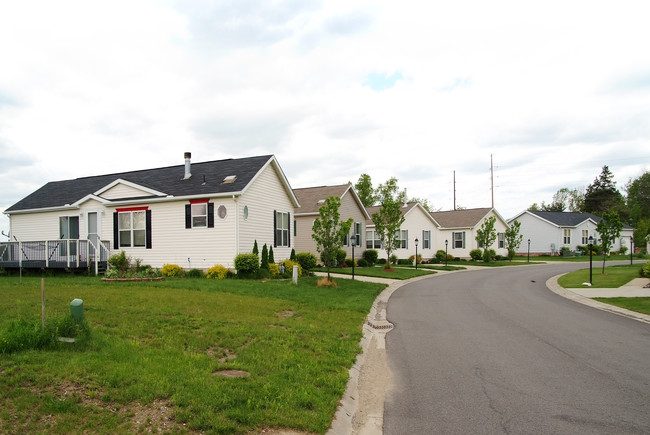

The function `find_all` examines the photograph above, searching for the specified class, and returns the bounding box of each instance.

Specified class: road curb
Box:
[327,273,436,435]
[546,274,650,325]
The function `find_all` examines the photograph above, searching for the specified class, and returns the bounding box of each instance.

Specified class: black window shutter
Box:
[185,204,191,229]
[146,210,152,249]
[113,212,119,248]
[273,210,277,247]
[287,212,291,247]
[207,203,214,228]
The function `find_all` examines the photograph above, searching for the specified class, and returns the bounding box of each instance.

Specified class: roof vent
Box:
[183,152,192,180]
[222,175,237,184]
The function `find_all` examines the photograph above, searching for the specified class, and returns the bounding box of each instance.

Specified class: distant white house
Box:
[507,210,634,255]
[430,208,510,259]
[2,153,299,270]
[292,183,370,260]
[365,202,440,262]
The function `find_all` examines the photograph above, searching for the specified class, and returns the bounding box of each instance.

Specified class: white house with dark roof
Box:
[365,202,441,262]
[293,183,370,261]
[2,153,299,271]
[429,208,510,259]
[507,210,634,255]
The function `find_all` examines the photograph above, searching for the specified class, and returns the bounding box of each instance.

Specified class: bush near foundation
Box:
[206,265,229,279]
[162,264,184,277]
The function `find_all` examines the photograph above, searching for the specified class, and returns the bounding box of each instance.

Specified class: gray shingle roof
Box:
[525,210,633,229]
[5,155,275,212]
[293,184,350,214]
[429,208,493,228]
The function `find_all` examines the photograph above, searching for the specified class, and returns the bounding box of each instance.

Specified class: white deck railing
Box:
[0,239,111,275]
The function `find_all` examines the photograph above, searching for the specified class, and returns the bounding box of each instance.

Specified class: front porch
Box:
[0,239,111,275]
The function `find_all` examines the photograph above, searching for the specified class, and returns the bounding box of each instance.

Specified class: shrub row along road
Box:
[384,263,650,434]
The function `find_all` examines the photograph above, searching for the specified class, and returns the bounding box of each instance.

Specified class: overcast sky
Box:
[2,0,649,237]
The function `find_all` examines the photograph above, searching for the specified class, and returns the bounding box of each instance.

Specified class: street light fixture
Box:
[414,238,419,270]
[445,239,448,267]
[588,235,593,285]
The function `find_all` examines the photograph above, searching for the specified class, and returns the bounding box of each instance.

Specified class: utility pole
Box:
[453,170,456,210]
[490,154,494,209]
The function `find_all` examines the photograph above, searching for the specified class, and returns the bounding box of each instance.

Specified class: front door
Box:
[88,212,99,258]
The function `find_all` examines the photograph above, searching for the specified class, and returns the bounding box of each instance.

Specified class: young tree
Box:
[596,211,623,274]
[260,243,269,270]
[268,246,275,264]
[355,173,377,207]
[475,216,497,262]
[372,178,406,268]
[312,196,353,280]
[505,219,523,260]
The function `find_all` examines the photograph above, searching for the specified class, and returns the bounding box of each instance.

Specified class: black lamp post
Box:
[527,239,530,263]
[588,235,593,285]
[414,238,419,270]
[630,236,634,265]
[351,234,356,280]
[445,239,448,267]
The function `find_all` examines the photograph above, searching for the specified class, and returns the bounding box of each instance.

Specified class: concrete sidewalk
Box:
[546,276,650,325]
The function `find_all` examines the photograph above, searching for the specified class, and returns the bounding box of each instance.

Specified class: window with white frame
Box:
[581,230,589,244]
[275,211,289,247]
[366,230,381,249]
[452,231,465,249]
[563,229,571,245]
[119,210,146,247]
[498,233,505,249]
[397,229,408,249]
[354,222,362,246]
[191,203,207,227]
[422,230,431,249]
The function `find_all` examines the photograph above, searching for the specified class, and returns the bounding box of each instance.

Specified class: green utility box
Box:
[70,298,84,322]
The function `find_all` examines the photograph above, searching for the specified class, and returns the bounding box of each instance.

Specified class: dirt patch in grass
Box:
[276,310,294,318]
[213,369,250,378]
[131,399,176,433]
[27,381,184,433]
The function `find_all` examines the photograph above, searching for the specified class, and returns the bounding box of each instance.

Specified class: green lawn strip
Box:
[593,297,650,316]
[0,276,385,434]
[527,254,646,263]
[557,264,643,288]
[320,266,435,280]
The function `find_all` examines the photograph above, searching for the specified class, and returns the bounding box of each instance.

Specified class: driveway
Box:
[383,263,650,434]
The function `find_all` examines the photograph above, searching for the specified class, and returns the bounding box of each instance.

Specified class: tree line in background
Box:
[530,166,650,248]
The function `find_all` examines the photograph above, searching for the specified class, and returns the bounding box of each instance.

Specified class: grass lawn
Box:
[593,297,650,316]
[525,254,646,263]
[0,275,385,434]
[319,266,436,279]
[557,264,643,288]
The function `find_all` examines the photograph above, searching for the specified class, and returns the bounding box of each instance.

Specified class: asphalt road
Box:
[383,263,650,434]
